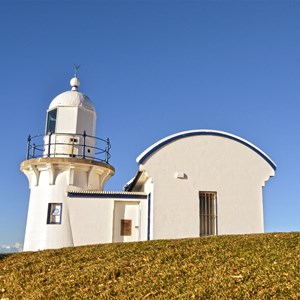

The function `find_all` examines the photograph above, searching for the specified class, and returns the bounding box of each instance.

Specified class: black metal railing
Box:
[26,131,111,164]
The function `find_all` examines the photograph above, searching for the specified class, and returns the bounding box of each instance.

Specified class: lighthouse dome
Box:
[49,90,95,111]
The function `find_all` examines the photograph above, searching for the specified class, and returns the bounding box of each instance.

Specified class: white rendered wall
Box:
[21,158,114,251]
[55,107,78,133]
[137,135,275,240]
[76,108,96,136]
[47,106,96,136]
[45,106,96,158]
[68,199,114,245]
[23,168,73,250]
[67,197,148,246]
[22,85,105,251]
[142,177,154,240]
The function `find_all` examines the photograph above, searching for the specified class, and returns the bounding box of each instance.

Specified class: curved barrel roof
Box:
[136,129,276,170]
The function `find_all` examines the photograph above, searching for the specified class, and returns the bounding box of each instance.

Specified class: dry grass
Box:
[1,232,300,299]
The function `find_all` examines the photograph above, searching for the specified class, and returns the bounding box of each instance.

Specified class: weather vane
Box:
[74,64,80,78]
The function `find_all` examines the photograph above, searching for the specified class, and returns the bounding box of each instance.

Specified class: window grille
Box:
[199,192,217,236]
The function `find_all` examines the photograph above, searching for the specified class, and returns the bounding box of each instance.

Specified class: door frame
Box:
[112,201,141,242]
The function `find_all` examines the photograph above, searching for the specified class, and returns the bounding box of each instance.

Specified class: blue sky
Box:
[1,0,300,251]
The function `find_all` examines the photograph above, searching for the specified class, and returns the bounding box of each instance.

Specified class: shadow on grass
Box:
[0,253,10,261]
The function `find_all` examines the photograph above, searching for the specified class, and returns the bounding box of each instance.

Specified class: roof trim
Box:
[124,171,143,191]
[136,129,276,170]
[67,190,148,199]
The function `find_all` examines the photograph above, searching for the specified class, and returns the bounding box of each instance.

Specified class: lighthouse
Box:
[21,72,115,251]
[20,70,276,250]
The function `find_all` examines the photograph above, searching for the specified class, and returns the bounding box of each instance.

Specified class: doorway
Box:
[113,201,140,242]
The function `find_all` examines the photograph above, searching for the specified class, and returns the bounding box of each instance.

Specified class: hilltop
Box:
[1,232,300,299]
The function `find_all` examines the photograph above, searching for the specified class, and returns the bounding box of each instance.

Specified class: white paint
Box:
[70,77,80,90]
[68,198,115,245]
[136,129,276,168]
[130,131,275,239]
[21,158,114,251]
[21,77,115,251]
[45,90,97,158]
[21,76,276,251]
[49,90,95,111]
[66,195,148,246]
[113,202,141,242]
[174,172,186,179]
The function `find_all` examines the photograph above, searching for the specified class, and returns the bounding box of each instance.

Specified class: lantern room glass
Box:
[46,108,57,134]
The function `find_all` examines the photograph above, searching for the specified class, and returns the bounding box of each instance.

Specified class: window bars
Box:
[199,192,217,237]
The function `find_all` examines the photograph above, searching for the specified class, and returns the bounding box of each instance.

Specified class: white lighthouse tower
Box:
[21,71,115,251]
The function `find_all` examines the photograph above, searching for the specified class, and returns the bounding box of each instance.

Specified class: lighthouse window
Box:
[46,109,57,134]
[47,203,62,224]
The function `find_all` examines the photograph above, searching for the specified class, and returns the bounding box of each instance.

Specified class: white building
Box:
[21,74,276,251]
[124,130,276,239]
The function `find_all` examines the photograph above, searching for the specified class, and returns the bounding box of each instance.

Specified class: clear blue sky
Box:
[1,0,300,252]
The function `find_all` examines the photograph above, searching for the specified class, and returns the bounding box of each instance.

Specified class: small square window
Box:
[47,203,62,224]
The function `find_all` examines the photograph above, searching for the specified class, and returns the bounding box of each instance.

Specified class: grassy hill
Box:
[1,232,300,299]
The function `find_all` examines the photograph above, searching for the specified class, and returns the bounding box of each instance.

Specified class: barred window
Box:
[199,192,217,237]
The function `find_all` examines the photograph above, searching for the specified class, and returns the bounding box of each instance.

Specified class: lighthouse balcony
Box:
[26,131,111,164]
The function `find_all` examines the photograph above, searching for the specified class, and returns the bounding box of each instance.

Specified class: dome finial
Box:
[70,64,81,91]
[74,64,80,78]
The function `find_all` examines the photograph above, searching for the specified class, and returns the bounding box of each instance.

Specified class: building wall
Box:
[23,170,73,251]
[21,158,115,251]
[68,198,114,245]
[68,196,148,246]
[138,135,275,239]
